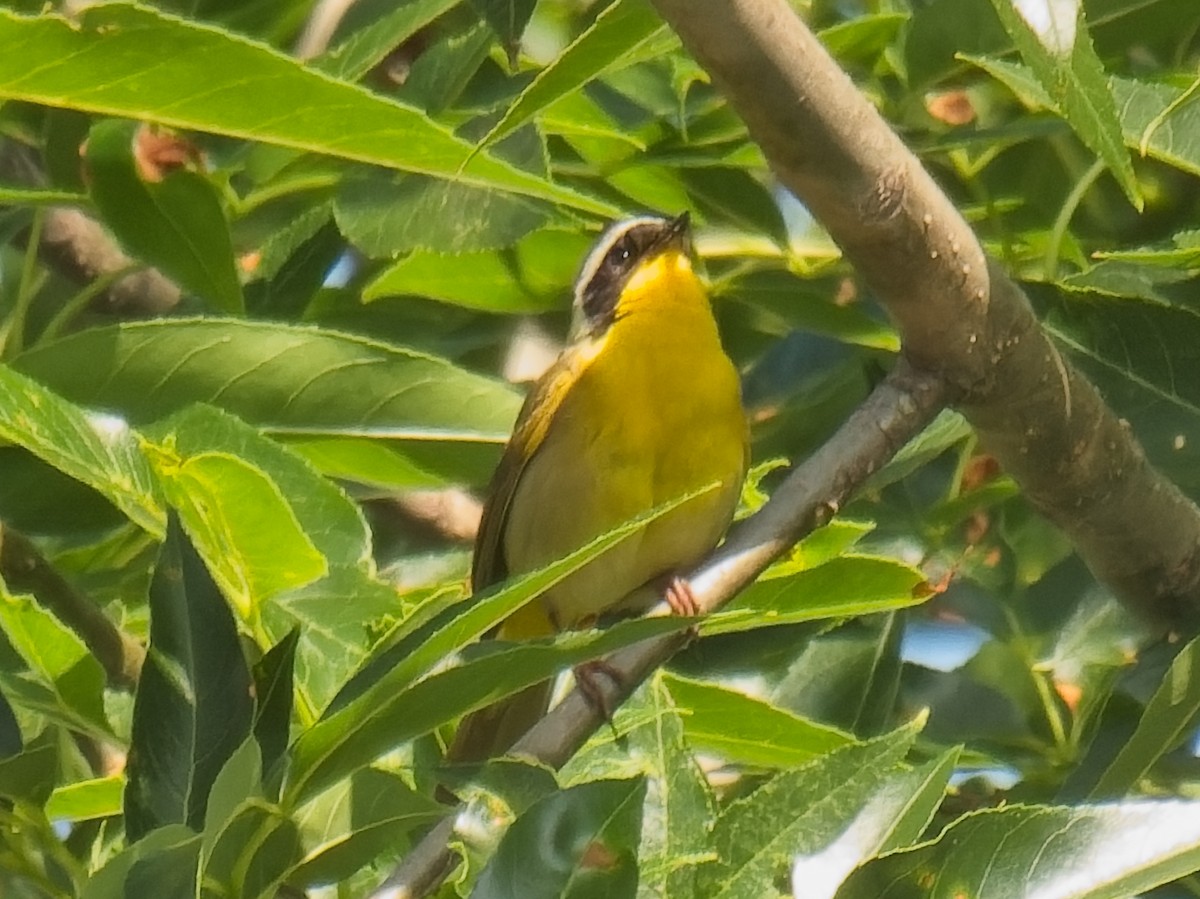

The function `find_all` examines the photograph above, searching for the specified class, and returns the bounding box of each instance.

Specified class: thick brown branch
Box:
[651,0,1200,630]
[381,360,948,898]
[0,527,145,689]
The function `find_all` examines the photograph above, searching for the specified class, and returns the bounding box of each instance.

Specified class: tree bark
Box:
[650,0,1200,631]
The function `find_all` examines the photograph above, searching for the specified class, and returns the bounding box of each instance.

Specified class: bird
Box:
[447,211,748,763]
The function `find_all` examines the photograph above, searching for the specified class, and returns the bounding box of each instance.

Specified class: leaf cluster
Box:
[0,0,1198,897]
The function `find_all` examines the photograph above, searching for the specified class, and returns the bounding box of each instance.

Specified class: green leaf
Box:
[772,614,905,737]
[0,363,165,535]
[471,777,645,898]
[81,824,201,899]
[905,0,1008,85]
[480,0,667,148]
[401,17,495,114]
[967,59,1200,179]
[1111,76,1200,177]
[0,185,89,206]
[282,436,446,490]
[146,404,371,569]
[1087,632,1200,798]
[616,676,716,899]
[818,13,908,65]
[45,774,125,823]
[124,516,255,840]
[201,799,300,899]
[12,318,522,441]
[662,672,852,768]
[314,0,459,82]
[0,587,111,738]
[0,4,613,214]
[0,684,19,758]
[470,0,536,65]
[288,616,685,804]
[202,738,262,837]
[0,729,60,804]
[1059,259,1196,305]
[364,248,558,313]
[335,173,548,257]
[702,556,929,636]
[146,446,327,618]
[716,269,900,352]
[701,717,925,898]
[837,799,1200,898]
[1042,296,1200,491]
[986,0,1140,208]
[253,629,298,793]
[261,565,408,719]
[790,749,959,897]
[85,118,243,313]
[290,767,443,887]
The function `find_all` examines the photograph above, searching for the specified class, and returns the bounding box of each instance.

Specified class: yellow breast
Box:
[502,251,747,632]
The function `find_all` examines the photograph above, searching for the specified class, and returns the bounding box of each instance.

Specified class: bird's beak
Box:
[666,210,693,255]
[669,210,691,238]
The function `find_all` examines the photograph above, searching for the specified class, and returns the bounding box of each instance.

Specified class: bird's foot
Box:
[574,659,623,724]
[663,575,701,616]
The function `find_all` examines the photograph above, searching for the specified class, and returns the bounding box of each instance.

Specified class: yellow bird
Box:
[450,212,748,762]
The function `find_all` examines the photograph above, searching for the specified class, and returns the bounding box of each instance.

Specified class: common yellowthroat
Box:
[449,212,748,762]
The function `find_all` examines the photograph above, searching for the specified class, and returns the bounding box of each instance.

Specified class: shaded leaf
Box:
[0,363,165,535]
[80,824,200,899]
[335,173,548,257]
[0,728,59,804]
[85,118,243,313]
[291,767,443,887]
[1087,632,1200,798]
[315,0,459,82]
[253,629,298,793]
[471,0,536,65]
[0,684,19,759]
[471,777,645,899]
[124,516,254,840]
[480,0,666,148]
[986,0,1139,207]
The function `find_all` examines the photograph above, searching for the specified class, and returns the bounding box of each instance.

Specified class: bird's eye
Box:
[605,237,633,268]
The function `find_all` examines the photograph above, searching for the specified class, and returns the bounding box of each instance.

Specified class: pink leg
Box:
[664,575,701,616]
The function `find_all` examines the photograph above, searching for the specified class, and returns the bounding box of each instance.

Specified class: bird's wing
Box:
[471,342,595,592]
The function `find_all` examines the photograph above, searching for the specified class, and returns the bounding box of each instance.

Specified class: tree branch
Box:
[0,141,180,317]
[0,527,145,689]
[649,0,1200,630]
[380,359,948,898]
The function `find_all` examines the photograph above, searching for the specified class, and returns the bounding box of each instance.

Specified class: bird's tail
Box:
[445,678,555,764]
